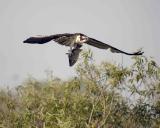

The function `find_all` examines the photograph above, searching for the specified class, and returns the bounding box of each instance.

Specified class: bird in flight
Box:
[23,33,144,66]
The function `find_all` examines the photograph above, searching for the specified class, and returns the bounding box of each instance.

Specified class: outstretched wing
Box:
[86,38,144,55]
[68,48,82,66]
[23,33,73,45]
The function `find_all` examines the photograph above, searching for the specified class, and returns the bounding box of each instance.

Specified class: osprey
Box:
[23,33,144,66]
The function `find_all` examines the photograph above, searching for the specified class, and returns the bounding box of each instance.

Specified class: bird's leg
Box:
[69,46,72,53]
[66,46,73,56]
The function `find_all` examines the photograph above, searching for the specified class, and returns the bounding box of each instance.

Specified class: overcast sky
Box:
[0,0,160,86]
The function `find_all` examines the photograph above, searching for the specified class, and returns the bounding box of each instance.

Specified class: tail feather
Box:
[68,48,82,66]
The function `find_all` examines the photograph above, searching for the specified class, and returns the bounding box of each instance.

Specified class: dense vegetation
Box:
[0,50,160,128]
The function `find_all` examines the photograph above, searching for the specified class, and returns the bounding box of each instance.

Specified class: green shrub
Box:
[0,50,160,128]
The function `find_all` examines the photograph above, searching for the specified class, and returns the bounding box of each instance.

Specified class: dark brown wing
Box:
[86,38,144,55]
[68,48,82,66]
[23,33,73,45]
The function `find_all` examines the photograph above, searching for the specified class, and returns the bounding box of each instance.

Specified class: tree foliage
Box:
[0,50,160,128]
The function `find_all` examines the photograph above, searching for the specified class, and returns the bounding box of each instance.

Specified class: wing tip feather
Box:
[133,50,144,55]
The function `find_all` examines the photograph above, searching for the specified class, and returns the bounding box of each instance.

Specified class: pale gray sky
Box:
[0,0,159,86]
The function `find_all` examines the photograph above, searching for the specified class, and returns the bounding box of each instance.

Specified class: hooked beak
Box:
[81,36,88,42]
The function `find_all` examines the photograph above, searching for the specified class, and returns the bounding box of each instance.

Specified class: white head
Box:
[75,34,88,43]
